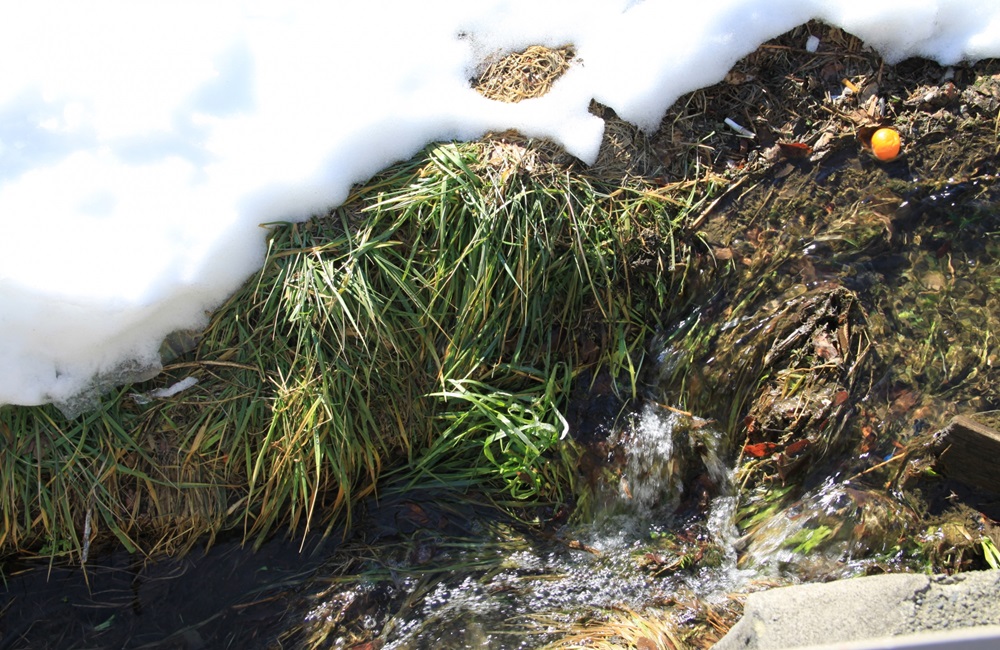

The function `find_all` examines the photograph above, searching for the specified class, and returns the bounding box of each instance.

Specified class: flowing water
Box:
[284,409,757,650]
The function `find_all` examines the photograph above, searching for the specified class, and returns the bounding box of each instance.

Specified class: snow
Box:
[2,0,998,413]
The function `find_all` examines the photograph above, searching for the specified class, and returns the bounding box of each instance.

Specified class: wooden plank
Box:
[935,412,1000,494]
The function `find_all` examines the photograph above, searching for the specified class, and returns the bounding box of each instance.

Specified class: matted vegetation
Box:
[473,44,576,103]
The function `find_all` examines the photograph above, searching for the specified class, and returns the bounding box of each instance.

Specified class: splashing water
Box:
[347,406,757,649]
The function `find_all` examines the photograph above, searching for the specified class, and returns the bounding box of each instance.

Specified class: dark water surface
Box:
[1,536,329,649]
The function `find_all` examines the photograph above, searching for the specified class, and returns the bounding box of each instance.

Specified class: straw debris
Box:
[474,44,576,103]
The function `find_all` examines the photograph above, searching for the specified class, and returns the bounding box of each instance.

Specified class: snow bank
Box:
[1,0,998,413]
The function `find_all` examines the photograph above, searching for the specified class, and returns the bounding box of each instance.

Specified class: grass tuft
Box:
[0,138,715,560]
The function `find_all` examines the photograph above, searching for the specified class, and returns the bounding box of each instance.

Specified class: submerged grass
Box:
[0,138,711,560]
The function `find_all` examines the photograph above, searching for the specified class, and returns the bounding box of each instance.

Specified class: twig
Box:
[844,451,906,483]
[653,401,695,417]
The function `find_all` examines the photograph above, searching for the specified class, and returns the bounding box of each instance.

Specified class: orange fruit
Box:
[871,127,901,161]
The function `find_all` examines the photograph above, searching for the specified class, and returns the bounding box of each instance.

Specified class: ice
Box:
[2,0,998,412]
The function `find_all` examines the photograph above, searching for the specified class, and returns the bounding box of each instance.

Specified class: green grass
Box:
[0,138,713,559]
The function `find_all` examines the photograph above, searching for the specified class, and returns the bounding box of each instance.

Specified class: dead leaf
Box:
[890,389,919,415]
[636,637,659,650]
[777,141,813,159]
[785,439,811,456]
[713,246,734,261]
[723,70,754,85]
[744,442,778,458]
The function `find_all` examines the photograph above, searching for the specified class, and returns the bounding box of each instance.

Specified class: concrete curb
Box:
[785,625,1000,650]
[713,570,1000,649]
